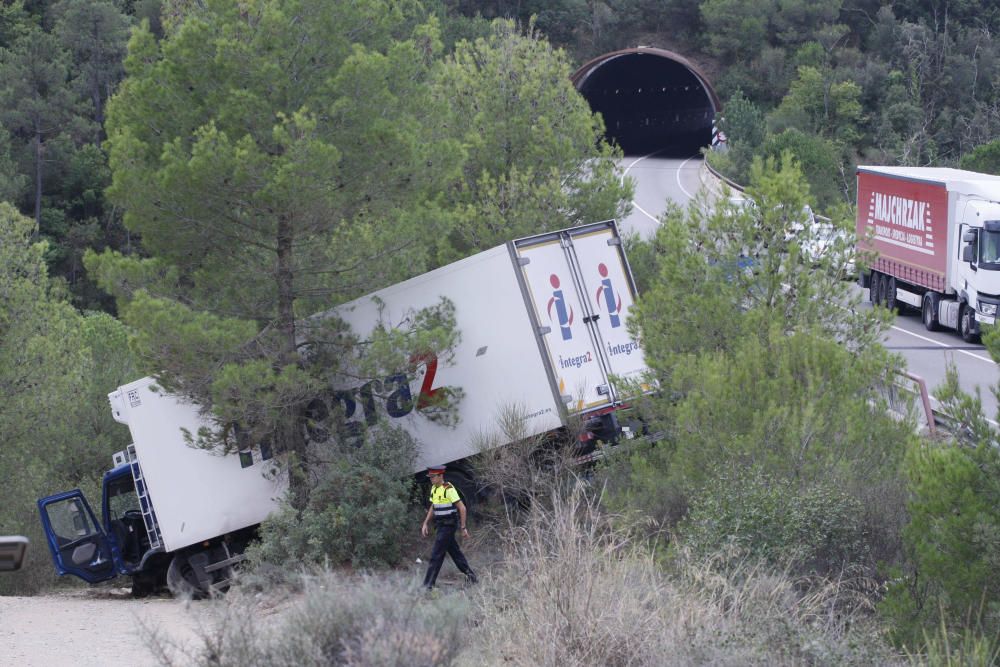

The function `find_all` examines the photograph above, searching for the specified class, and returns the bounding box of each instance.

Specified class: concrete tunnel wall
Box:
[572,48,721,155]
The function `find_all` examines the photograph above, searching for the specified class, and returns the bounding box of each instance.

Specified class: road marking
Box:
[889,323,995,364]
[676,154,698,201]
[622,152,664,225]
[621,152,701,227]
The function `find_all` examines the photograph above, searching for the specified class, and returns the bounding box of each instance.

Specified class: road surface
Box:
[619,152,1000,427]
[618,152,705,239]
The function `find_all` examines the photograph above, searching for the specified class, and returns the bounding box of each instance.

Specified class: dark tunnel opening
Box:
[572,49,720,156]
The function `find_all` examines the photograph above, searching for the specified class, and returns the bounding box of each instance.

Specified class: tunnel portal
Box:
[572,48,721,156]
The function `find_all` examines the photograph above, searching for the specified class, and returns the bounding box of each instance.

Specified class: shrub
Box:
[881,437,1000,648]
[678,468,871,577]
[247,424,419,569]
[466,480,899,666]
[147,572,468,666]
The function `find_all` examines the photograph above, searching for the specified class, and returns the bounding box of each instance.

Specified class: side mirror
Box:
[964,230,978,243]
[963,245,976,263]
[0,536,28,571]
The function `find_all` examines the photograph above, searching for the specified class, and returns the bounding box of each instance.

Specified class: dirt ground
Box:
[0,587,215,667]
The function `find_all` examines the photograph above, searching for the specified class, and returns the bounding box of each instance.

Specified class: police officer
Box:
[421,465,477,589]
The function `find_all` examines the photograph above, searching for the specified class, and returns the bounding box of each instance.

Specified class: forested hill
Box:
[5,0,999,308]
[478,0,1000,210]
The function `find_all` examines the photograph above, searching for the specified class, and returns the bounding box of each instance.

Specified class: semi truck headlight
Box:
[980,302,998,316]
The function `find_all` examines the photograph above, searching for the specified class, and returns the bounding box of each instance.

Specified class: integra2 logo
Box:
[547,273,574,340]
[303,352,446,447]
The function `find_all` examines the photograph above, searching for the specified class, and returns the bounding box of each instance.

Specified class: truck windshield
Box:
[981,229,1000,268]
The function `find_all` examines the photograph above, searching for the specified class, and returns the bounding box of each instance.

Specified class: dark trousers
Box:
[423,521,472,588]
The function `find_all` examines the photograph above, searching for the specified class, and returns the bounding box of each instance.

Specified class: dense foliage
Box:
[460,0,1000,207]
[4,1,1000,660]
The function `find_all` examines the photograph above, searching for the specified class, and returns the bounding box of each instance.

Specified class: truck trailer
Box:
[37,220,651,596]
[858,166,1000,341]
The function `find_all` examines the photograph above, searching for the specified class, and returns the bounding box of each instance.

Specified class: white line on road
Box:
[888,324,999,426]
[676,154,698,201]
[622,151,664,225]
[889,324,995,364]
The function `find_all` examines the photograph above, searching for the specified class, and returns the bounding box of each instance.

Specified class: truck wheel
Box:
[869,272,881,305]
[922,293,941,331]
[960,305,981,344]
[166,554,205,599]
[884,276,897,312]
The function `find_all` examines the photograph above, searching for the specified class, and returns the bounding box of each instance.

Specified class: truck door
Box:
[564,224,649,393]
[37,490,117,583]
[513,221,649,414]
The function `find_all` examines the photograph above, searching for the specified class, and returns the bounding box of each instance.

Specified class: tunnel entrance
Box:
[572,48,721,156]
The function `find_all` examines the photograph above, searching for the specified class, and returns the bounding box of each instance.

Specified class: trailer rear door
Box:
[512,221,649,415]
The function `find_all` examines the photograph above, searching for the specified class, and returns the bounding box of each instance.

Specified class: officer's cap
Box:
[426,465,447,477]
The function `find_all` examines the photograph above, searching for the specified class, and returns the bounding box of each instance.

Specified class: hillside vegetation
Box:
[3,1,1000,664]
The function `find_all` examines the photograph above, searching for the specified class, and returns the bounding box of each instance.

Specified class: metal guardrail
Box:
[881,371,936,437]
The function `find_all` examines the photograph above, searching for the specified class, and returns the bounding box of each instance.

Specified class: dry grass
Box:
[462,481,903,667]
[150,481,906,666]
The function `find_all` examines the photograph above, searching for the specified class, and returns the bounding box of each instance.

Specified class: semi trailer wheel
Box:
[885,276,897,312]
[870,272,881,305]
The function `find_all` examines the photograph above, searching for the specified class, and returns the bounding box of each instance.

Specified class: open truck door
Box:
[37,490,117,583]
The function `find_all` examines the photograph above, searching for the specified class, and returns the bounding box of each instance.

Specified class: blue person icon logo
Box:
[547,273,574,340]
[595,263,622,328]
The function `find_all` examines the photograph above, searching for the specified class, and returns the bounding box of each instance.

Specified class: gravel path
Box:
[0,588,214,667]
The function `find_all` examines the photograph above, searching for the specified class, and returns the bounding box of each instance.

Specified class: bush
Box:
[881,437,1000,648]
[678,469,870,576]
[148,572,468,666]
[465,481,899,666]
[247,424,419,569]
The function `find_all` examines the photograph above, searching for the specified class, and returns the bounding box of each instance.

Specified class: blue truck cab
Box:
[37,451,168,594]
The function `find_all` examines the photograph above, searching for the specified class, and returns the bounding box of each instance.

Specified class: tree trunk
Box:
[275,213,309,510]
[33,132,42,232]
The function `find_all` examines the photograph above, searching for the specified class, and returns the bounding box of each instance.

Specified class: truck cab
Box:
[37,449,165,592]
[955,204,1000,338]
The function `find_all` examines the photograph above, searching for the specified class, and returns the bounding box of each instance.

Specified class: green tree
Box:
[0,26,75,228]
[614,157,909,571]
[710,90,767,185]
[960,139,1000,174]
[53,0,131,146]
[770,65,864,145]
[701,0,775,63]
[762,128,846,207]
[434,18,629,261]
[882,366,1000,646]
[94,1,468,510]
[0,203,99,593]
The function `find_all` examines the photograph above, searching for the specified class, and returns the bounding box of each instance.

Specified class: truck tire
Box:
[869,271,881,305]
[922,293,941,331]
[884,276,898,312]
[166,553,205,599]
[960,304,980,344]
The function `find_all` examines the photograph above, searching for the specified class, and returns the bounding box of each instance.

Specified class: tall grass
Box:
[146,573,468,666]
[155,481,906,666]
[464,481,903,666]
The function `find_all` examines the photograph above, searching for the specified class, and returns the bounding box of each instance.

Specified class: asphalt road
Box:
[618,151,706,239]
[619,151,1000,427]
[874,293,1000,425]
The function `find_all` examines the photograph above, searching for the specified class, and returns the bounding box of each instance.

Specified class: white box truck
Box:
[858,166,1000,341]
[37,220,651,596]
